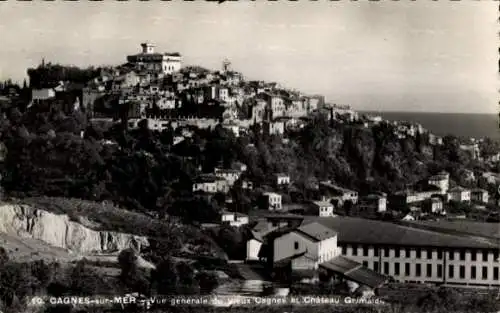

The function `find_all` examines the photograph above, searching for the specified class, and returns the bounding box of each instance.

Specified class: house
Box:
[390,190,440,207]
[428,171,450,194]
[214,168,242,186]
[310,201,335,217]
[263,120,285,136]
[481,172,500,185]
[241,180,253,190]
[274,173,291,186]
[246,215,305,261]
[261,93,286,119]
[32,88,56,102]
[423,197,445,215]
[471,189,489,204]
[221,211,235,223]
[246,231,265,261]
[232,213,249,227]
[273,222,339,271]
[127,43,182,75]
[221,211,249,227]
[359,194,387,213]
[231,162,247,172]
[448,187,471,203]
[259,192,282,211]
[319,181,358,205]
[192,174,229,194]
[459,143,480,160]
[257,220,388,290]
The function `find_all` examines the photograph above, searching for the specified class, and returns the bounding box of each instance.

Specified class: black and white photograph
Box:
[0,1,498,313]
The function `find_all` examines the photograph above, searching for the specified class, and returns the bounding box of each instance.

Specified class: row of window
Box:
[343,245,499,261]
[361,261,500,281]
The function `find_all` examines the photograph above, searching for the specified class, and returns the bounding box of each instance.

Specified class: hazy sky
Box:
[0,1,497,113]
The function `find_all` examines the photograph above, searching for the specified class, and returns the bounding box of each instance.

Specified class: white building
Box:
[274,173,291,186]
[192,175,228,194]
[214,168,242,186]
[127,43,182,75]
[311,201,335,217]
[261,192,282,211]
[319,181,358,205]
[263,121,285,136]
[359,194,387,213]
[425,197,445,214]
[273,222,340,269]
[32,88,56,101]
[448,187,471,203]
[221,211,249,227]
[310,217,499,288]
[471,189,489,203]
[428,171,450,194]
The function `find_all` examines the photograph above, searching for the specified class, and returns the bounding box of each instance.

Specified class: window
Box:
[460,250,465,261]
[362,261,368,267]
[449,265,454,278]
[416,264,421,277]
[384,248,390,257]
[374,262,379,272]
[449,251,454,260]
[426,264,432,277]
[342,245,347,255]
[363,246,369,257]
[437,264,443,278]
[405,263,410,276]
[416,249,421,259]
[494,267,499,280]
[427,249,432,260]
[374,248,379,257]
[482,250,488,262]
[437,249,443,260]
[494,250,499,261]
[471,250,476,261]
[352,245,358,256]
[294,241,299,250]
[395,249,400,258]
[482,266,488,280]
[395,263,400,275]
[384,262,389,274]
[405,248,411,258]
[459,266,465,279]
[471,266,476,279]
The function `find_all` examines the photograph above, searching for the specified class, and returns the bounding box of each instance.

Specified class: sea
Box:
[361,111,500,141]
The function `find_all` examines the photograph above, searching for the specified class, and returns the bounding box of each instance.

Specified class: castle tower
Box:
[141,42,156,54]
[222,59,231,73]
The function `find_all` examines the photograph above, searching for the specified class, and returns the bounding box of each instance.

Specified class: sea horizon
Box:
[360,111,499,140]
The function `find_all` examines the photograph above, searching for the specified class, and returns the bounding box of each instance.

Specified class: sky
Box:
[0,1,497,113]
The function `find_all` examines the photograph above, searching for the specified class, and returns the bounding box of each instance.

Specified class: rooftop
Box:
[311,201,333,207]
[274,173,289,177]
[302,216,498,249]
[194,174,224,183]
[320,255,387,289]
[295,222,337,242]
[262,191,281,197]
[402,220,500,241]
[449,186,470,193]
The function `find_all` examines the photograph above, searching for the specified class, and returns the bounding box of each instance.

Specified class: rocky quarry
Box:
[0,204,149,254]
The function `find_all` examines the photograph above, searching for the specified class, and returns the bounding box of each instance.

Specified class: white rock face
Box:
[0,204,149,254]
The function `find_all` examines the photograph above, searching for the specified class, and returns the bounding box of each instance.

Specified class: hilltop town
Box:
[0,43,498,312]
